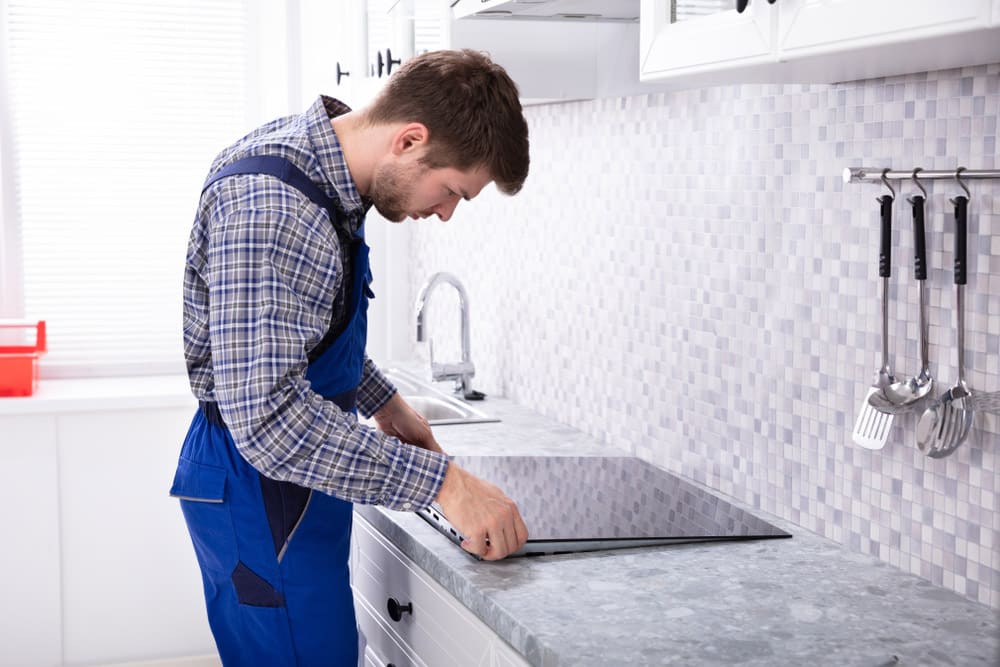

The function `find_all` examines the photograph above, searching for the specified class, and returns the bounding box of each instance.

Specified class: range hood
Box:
[452,0,640,22]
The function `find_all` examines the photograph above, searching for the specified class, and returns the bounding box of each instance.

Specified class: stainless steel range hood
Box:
[452,0,640,22]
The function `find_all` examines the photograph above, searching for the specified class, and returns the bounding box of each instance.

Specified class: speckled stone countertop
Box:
[357,371,1000,667]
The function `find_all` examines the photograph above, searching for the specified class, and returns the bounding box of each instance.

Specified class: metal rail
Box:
[843,167,1000,184]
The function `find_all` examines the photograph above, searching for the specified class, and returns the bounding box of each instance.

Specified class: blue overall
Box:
[170,156,371,666]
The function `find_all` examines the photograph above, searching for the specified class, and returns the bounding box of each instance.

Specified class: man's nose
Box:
[434,198,460,222]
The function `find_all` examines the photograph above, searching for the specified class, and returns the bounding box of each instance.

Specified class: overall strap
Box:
[202,155,345,219]
[200,154,362,366]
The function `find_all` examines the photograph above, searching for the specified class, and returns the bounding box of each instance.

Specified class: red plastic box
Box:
[0,320,47,397]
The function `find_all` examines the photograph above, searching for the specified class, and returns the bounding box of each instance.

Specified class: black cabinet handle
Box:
[384,48,401,75]
[737,0,776,12]
[336,62,350,86]
[387,597,413,622]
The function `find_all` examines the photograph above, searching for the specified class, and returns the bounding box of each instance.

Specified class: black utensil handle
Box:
[911,195,927,281]
[736,0,749,13]
[878,195,893,278]
[954,195,968,285]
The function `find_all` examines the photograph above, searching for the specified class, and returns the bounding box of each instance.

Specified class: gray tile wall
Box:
[407,64,1000,608]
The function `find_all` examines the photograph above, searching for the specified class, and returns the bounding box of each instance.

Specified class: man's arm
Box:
[206,200,447,511]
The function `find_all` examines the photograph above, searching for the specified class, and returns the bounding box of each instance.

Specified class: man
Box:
[169,49,530,666]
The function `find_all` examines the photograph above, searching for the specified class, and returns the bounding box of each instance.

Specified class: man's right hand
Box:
[434,463,528,560]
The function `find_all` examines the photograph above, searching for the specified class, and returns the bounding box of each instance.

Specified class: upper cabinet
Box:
[294,0,451,110]
[449,0,662,103]
[638,0,773,80]
[641,0,1000,85]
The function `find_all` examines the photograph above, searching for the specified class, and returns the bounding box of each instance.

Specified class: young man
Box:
[170,49,530,666]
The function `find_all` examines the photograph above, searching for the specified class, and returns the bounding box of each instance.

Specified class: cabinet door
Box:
[640,0,776,81]
[0,414,62,667]
[57,407,212,665]
[348,0,451,107]
[492,638,533,667]
[296,0,363,108]
[776,0,994,57]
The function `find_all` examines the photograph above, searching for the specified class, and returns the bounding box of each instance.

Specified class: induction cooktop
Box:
[418,456,791,557]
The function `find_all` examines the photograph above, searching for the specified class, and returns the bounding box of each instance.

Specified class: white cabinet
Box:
[776,0,992,57]
[293,0,366,110]
[0,397,211,667]
[0,415,62,667]
[640,0,1000,85]
[451,17,652,104]
[345,0,453,108]
[639,0,775,79]
[351,514,531,667]
[994,0,1000,25]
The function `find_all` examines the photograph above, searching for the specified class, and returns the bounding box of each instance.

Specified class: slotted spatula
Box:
[853,191,895,449]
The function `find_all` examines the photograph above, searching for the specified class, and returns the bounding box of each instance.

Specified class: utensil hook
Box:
[906,167,927,203]
[877,168,895,204]
[950,166,970,204]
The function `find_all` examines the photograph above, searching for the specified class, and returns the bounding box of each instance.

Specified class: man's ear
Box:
[390,122,429,156]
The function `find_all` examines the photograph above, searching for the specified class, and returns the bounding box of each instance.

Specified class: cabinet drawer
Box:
[357,598,420,667]
[352,517,493,667]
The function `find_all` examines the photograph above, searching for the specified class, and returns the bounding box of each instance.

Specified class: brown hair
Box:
[364,49,529,195]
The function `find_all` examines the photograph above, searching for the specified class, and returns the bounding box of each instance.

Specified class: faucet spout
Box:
[414,272,475,394]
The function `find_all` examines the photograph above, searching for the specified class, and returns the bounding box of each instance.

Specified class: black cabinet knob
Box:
[387,597,413,622]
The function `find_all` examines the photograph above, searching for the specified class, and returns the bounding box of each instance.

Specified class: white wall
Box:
[407,63,1000,609]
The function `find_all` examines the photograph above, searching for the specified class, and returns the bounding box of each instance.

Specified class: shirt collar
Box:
[305,95,371,220]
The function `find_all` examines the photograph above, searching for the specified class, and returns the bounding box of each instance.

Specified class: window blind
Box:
[3,0,253,377]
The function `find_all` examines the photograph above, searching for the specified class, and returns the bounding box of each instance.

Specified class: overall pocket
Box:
[171,457,237,575]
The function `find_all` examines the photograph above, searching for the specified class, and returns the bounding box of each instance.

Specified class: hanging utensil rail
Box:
[843,167,1000,184]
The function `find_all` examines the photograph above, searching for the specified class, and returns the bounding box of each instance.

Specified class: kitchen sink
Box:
[377,367,500,426]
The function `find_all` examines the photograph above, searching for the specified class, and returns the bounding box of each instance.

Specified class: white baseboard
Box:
[100,656,221,667]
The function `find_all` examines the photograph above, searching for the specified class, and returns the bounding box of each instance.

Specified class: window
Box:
[0,0,266,378]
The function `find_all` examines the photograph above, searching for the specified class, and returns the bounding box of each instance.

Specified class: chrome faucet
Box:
[414,272,475,396]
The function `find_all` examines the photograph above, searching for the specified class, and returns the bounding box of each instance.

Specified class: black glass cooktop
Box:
[419,456,791,556]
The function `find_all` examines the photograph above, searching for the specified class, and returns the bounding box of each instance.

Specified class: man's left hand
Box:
[372,392,445,454]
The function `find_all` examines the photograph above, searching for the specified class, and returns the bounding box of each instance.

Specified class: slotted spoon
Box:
[916,192,974,458]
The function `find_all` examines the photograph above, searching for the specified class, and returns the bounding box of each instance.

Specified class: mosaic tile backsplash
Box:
[405,64,1000,609]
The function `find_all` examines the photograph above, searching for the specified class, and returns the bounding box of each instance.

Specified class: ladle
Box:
[916,170,975,458]
[869,169,934,414]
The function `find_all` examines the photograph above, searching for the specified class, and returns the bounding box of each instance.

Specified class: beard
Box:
[369,160,425,222]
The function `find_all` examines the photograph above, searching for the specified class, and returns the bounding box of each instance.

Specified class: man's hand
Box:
[373,392,445,454]
[435,463,528,560]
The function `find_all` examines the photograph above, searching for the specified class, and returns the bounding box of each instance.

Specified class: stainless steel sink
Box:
[378,368,499,426]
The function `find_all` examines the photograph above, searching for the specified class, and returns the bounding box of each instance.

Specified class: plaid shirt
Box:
[182,96,448,511]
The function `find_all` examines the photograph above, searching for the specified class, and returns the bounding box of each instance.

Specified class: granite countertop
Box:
[357,374,1000,667]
